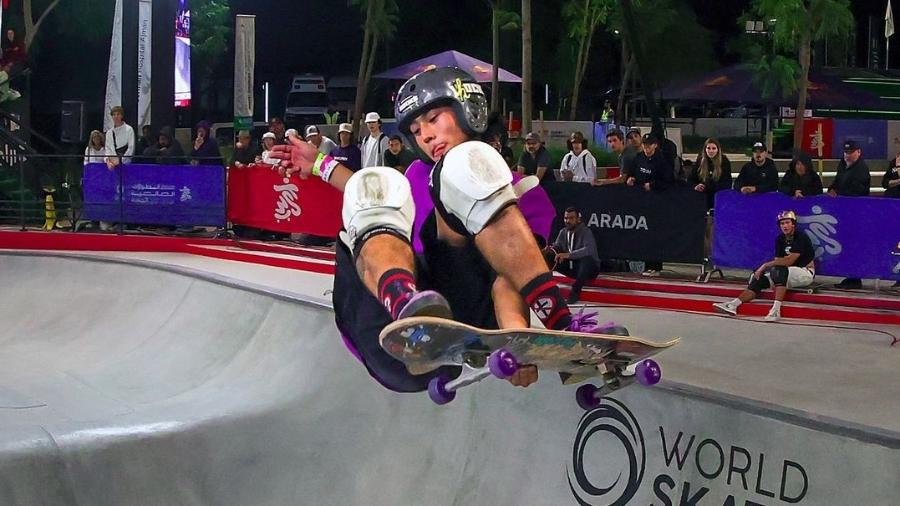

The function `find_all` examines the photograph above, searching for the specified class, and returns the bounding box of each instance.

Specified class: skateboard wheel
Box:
[488,348,519,379]
[635,359,661,386]
[575,384,602,411]
[427,376,456,405]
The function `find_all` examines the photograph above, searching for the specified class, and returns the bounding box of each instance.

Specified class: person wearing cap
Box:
[734,142,779,194]
[361,111,390,168]
[517,132,555,186]
[595,129,636,186]
[330,122,362,172]
[627,132,673,192]
[268,117,287,145]
[883,151,900,199]
[626,128,643,150]
[383,134,417,174]
[258,132,278,165]
[105,105,135,169]
[304,125,337,155]
[560,131,597,183]
[232,130,258,168]
[713,210,815,322]
[779,152,823,198]
[829,139,870,289]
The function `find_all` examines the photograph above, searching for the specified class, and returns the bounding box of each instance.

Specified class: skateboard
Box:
[379,316,679,410]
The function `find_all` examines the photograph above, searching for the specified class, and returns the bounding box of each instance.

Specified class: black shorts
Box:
[332,213,498,392]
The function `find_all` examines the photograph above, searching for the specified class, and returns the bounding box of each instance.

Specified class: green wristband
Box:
[311,152,325,176]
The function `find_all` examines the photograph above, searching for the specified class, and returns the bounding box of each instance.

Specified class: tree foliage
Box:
[192,0,232,86]
[351,0,399,134]
[562,0,612,119]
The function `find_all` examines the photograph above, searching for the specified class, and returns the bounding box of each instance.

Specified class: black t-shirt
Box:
[775,231,815,268]
[383,148,417,172]
[517,147,555,184]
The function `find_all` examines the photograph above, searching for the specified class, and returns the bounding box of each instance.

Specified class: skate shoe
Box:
[712,301,738,316]
[764,307,781,322]
[397,290,453,320]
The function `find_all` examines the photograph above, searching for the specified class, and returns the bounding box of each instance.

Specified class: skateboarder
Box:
[271,67,606,392]
[713,210,815,321]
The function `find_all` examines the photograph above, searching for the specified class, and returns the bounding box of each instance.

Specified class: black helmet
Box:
[395,67,489,149]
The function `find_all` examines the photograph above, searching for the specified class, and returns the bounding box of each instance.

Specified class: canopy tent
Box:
[374,50,522,83]
[659,65,896,110]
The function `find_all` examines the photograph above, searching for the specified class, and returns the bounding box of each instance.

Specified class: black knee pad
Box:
[747,273,771,293]
[769,265,788,286]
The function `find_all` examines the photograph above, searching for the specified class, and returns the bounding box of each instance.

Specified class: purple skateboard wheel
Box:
[635,359,661,386]
[488,348,519,378]
[575,384,602,411]
[427,375,456,405]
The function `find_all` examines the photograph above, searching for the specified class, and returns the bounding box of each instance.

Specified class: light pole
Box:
[746,18,777,152]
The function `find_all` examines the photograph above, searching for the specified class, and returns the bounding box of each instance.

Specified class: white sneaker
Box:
[712,301,737,316]
[642,270,660,277]
[764,307,781,322]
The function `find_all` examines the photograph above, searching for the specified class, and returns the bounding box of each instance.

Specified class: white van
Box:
[284,74,328,127]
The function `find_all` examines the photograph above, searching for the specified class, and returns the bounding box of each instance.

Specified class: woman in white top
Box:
[83,130,106,165]
[559,131,597,183]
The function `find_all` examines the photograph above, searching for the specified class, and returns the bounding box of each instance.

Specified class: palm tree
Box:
[351,0,398,137]
[563,0,612,120]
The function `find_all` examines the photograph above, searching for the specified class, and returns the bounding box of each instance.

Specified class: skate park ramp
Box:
[1,252,899,505]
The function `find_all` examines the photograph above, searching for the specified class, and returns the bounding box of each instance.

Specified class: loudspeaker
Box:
[60,100,85,143]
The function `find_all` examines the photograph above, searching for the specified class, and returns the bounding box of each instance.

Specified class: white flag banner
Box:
[234,15,256,126]
[888,0,896,38]
[103,0,124,131]
[137,0,153,128]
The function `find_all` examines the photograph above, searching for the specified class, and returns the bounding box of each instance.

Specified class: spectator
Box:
[285,128,300,142]
[0,29,25,67]
[543,207,600,304]
[361,111,389,168]
[734,142,779,194]
[488,132,515,168]
[517,132,555,186]
[688,138,733,210]
[143,126,185,164]
[305,125,337,155]
[83,130,106,165]
[136,124,153,156]
[779,152,823,198]
[600,100,614,124]
[883,151,900,198]
[626,128,643,150]
[258,132,278,165]
[323,103,340,125]
[0,61,19,103]
[595,129,636,186]
[105,105,135,169]
[331,122,362,172]
[829,140,870,289]
[713,210,815,322]
[232,130,258,168]
[560,131,597,183]
[383,134,417,173]
[629,132,673,277]
[268,116,287,145]
[191,121,221,165]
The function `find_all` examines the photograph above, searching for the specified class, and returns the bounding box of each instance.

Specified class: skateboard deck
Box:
[380,316,678,379]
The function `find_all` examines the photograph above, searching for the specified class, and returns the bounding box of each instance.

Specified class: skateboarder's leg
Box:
[491,276,529,329]
[713,273,767,315]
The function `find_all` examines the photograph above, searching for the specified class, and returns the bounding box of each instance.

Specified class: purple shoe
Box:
[397,290,453,320]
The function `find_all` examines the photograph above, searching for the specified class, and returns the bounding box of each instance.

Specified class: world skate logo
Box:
[274,179,302,222]
[797,205,841,259]
[568,398,645,506]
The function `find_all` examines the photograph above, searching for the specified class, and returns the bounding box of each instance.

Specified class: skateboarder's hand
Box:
[506,364,538,387]
[270,137,319,178]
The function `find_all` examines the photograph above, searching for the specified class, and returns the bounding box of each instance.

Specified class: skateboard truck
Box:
[575,359,662,410]
[427,349,519,405]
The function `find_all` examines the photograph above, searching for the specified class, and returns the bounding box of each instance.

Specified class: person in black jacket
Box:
[734,142,779,194]
[780,152,823,198]
[829,140,871,289]
[627,132,673,192]
[689,137,733,209]
[882,152,900,198]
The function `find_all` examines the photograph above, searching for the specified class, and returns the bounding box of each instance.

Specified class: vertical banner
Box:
[174,0,191,107]
[103,0,124,131]
[137,0,153,128]
[234,15,256,131]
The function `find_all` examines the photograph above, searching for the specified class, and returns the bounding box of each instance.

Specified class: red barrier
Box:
[227,164,343,236]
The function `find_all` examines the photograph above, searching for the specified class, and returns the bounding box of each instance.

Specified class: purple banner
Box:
[831,119,887,160]
[713,190,900,280]
[83,163,225,226]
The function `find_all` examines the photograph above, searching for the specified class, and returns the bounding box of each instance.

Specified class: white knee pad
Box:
[341,166,415,252]
[438,141,517,235]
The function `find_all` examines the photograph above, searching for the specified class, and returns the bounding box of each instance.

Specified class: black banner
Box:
[543,182,707,263]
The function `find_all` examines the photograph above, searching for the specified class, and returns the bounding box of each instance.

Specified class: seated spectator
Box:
[688,137,733,210]
[383,134,417,174]
[143,126,185,164]
[136,124,152,157]
[305,125,337,155]
[713,210,815,322]
[84,130,106,165]
[331,122,362,172]
[734,142,779,194]
[884,151,900,198]
[105,105,135,168]
[629,132,672,277]
[258,132,278,165]
[595,129,636,186]
[517,132,555,186]
[543,207,600,304]
[829,140,870,289]
[232,130,258,168]
[560,131,597,183]
[779,152,823,198]
[191,120,221,165]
